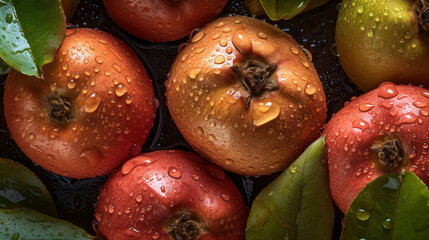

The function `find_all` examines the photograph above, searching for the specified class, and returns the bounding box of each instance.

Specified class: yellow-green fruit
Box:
[336,0,429,92]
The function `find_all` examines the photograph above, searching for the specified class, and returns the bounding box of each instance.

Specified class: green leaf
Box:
[246,136,334,240]
[0,57,9,74]
[0,0,66,77]
[0,158,57,218]
[341,171,429,240]
[260,0,311,20]
[0,208,94,240]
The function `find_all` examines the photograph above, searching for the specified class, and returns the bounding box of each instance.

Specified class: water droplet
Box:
[290,166,297,173]
[290,47,299,55]
[115,84,127,97]
[192,174,200,181]
[357,5,365,13]
[84,93,102,113]
[136,194,143,202]
[377,82,398,99]
[352,118,369,131]
[382,219,392,230]
[80,148,103,167]
[49,128,60,139]
[359,103,375,112]
[413,101,427,108]
[131,144,142,156]
[108,204,115,214]
[189,69,201,79]
[219,39,228,47]
[304,83,316,95]
[191,29,205,43]
[232,29,252,55]
[216,22,225,28]
[95,56,104,64]
[251,100,281,127]
[396,113,417,126]
[67,79,76,89]
[214,55,225,64]
[367,29,374,38]
[5,14,13,24]
[356,209,370,221]
[28,133,35,141]
[221,194,230,201]
[257,32,267,39]
[300,60,310,68]
[168,167,182,179]
[225,158,234,165]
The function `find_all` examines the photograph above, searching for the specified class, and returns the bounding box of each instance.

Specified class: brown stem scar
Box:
[47,93,73,123]
[232,60,279,106]
[166,210,206,240]
[371,136,407,173]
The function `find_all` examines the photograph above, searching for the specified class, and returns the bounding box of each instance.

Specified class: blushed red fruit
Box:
[166,16,327,176]
[94,150,247,240]
[4,28,156,179]
[102,0,229,42]
[324,82,429,213]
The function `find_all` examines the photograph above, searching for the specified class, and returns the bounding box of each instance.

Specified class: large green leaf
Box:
[0,158,57,217]
[246,136,334,240]
[341,171,429,240]
[0,0,66,77]
[258,0,328,20]
[0,208,94,239]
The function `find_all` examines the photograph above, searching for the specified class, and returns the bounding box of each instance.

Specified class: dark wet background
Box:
[0,0,362,239]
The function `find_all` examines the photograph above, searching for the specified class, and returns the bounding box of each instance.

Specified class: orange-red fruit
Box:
[166,16,327,176]
[94,150,247,240]
[4,28,157,179]
[102,0,229,42]
[324,82,429,213]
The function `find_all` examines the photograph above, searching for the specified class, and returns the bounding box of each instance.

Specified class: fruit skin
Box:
[166,16,327,176]
[4,28,156,179]
[94,150,247,240]
[102,0,228,42]
[324,82,429,213]
[336,0,429,92]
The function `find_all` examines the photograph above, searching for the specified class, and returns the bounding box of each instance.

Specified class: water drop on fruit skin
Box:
[115,84,127,97]
[168,167,182,179]
[232,29,252,55]
[84,93,102,113]
[377,82,398,99]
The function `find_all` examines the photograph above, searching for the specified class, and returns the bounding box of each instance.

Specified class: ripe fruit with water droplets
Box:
[336,0,429,91]
[102,0,229,42]
[166,16,327,176]
[94,150,247,240]
[3,28,157,179]
[324,82,429,213]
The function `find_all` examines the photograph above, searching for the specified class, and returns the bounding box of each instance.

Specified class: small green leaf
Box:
[246,136,334,240]
[0,0,66,77]
[0,208,94,240]
[0,158,57,217]
[341,171,429,240]
[0,57,9,74]
[260,0,311,20]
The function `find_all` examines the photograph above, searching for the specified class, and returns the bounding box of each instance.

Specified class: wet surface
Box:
[0,0,361,238]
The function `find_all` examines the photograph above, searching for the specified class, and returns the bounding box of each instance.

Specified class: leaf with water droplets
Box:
[0,158,57,217]
[341,171,429,240]
[0,0,66,77]
[246,136,334,240]
[258,0,329,20]
[0,208,94,239]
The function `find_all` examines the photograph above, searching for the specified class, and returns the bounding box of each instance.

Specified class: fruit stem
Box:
[416,0,429,31]
[47,93,73,123]
[371,136,408,173]
[232,60,278,106]
[166,210,206,240]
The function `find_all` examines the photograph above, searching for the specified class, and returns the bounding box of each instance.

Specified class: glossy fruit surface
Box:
[94,150,247,240]
[4,28,156,179]
[324,82,429,213]
[336,0,429,91]
[166,16,327,176]
[102,0,229,42]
